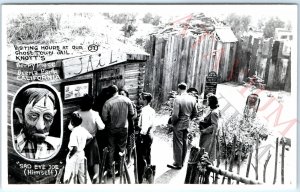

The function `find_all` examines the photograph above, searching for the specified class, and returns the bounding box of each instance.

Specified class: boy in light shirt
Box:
[64,112,92,184]
[137,93,155,183]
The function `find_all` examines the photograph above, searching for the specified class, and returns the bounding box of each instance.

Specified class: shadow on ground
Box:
[155,169,183,184]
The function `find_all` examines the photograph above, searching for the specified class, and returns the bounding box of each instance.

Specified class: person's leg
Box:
[115,128,128,171]
[172,128,183,167]
[117,128,128,155]
[182,129,188,167]
[144,134,153,165]
[84,141,94,179]
[92,164,100,183]
[92,139,101,183]
[63,156,75,184]
[136,134,145,183]
[107,132,116,175]
[77,155,86,184]
[126,133,134,165]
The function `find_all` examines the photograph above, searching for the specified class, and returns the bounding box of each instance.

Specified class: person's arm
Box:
[191,102,199,120]
[128,100,135,118]
[132,103,137,120]
[139,109,147,135]
[101,103,109,124]
[201,111,219,134]
[95,112,105,130]
[86,131,93,144]
[148,109,156,135]
[138,109,142,131]
[69,146,77,159]
[171,98,180,125]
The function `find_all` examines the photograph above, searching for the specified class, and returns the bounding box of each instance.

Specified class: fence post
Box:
[236,141,242,184]
[214,134,221,184]
[221,126,228,184]
[263,150,272,183]
[246,147,253,178]
[228,135,236,184]
[281,137,286,184]
[273,137,279,184]
[255,135,259,181]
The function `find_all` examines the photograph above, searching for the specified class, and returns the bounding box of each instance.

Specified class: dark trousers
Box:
[136,133,153,183]
[173,129,188,167]
[107,128,128,172]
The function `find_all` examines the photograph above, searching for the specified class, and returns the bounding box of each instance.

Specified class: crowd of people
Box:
[63,83,220,184]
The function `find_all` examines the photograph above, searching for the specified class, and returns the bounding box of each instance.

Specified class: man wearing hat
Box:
[167,83,198,169]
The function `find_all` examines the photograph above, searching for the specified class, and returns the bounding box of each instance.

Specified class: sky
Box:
[3,4,296,24]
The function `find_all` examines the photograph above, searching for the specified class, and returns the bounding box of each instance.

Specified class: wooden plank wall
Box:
[124,62,145,105]
[234,36,291,91]
[144,33,236,108]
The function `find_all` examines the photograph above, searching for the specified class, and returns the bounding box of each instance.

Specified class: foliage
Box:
[7,14,60,44]
[121,23,137,37]
[109,13,137,24]
[263,17,285,38]
[218,114,270,162]
[152,15,162,26]
[71,26,91,36]
[142,13,161,26]
[135,37,146,47]
[49,13,61,31]
[102,12,110,18]
[142,13,153,23]
[225,13,251,38]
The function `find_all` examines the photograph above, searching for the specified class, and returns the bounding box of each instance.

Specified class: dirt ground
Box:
[148,82,296,185]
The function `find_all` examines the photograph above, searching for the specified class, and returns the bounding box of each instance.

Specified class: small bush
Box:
[109,13,136,24]
[151,15,161,26]
[71,26,91,36]
[102,12,110,18]
[142,13,153,24]
[219,114,270,162]
[135,37,145,47]
[121,23,137,37]
[142,13,161,26]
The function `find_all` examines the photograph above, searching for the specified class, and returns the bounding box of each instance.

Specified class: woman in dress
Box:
[199,95,220,161]
[76,94,105,183]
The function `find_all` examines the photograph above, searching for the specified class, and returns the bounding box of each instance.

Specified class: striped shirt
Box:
[14,131,60,159]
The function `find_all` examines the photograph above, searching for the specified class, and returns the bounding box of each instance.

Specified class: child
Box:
[137,92,155,183]
[64,112,92,184]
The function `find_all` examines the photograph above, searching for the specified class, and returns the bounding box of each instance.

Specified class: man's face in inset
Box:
[15,96,57,143]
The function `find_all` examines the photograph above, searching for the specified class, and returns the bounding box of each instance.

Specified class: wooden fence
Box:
[234,36,291,92]
[184,137,288,184]
[144,34,291,108]
[144,33,236,108]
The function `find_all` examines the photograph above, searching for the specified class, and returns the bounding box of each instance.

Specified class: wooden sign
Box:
[243,93,260,119]
[204,71,218,100]
[62,49,127,79]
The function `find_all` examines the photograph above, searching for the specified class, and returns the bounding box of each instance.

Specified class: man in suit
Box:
[167,83,198,169]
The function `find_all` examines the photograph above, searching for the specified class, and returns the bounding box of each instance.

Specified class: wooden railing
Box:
[185,137,288,185]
